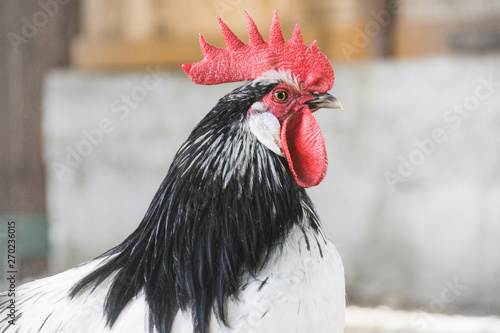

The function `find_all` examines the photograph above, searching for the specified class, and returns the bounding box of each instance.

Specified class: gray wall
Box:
[43,55,500,315]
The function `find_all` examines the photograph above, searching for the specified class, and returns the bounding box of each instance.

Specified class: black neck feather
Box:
[71,81,321,333]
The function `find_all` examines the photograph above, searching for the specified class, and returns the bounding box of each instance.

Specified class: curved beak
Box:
[306,92,343,112]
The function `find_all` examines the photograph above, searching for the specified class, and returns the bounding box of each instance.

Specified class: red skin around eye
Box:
[260,84,314,123]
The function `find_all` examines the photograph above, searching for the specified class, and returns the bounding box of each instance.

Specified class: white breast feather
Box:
[172,226,345,333]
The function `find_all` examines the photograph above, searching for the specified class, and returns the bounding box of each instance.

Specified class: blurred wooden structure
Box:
[69,0,393,69]
[71,0,500,69]
[71,0,296,69]
[395,0,500,57]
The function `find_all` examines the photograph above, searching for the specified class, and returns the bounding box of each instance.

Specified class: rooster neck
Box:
[71,81,322,333]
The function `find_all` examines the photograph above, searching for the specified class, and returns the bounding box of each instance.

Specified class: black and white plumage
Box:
[1,12,345,333]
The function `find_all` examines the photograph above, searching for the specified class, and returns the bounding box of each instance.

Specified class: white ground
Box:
[345,306,500,333]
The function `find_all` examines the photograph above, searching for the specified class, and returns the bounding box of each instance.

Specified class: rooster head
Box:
[183,10,342,188]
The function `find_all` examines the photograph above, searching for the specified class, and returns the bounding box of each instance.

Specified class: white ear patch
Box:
[248,102,284,157]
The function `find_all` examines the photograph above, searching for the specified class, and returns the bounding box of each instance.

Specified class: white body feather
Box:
[0,226,344,333]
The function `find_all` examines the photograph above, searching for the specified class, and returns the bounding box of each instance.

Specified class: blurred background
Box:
[1,0,500,331]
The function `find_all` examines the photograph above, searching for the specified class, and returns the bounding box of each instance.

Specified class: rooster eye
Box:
[273,89,289,103]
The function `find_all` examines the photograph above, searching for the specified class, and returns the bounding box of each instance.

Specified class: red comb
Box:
[182,10,334,93]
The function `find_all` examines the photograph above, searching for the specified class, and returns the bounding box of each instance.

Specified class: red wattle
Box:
[281,107,328,188]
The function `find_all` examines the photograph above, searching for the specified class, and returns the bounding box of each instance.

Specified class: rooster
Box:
[0,10,344,333]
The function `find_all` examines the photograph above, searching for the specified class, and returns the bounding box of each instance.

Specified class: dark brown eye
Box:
[273,89,289,103]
